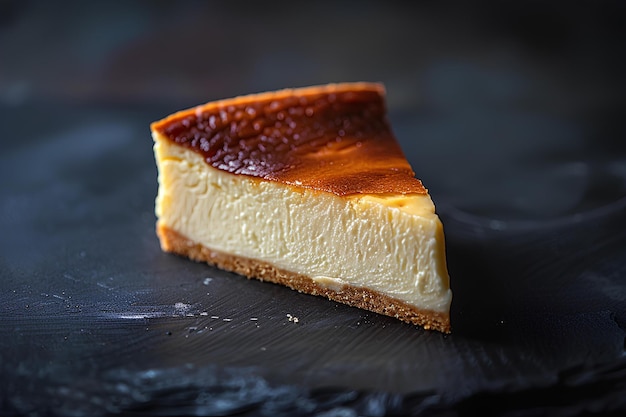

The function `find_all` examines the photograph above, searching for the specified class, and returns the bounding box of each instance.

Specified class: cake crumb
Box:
[174,302,191,314]
[287,313,299,323]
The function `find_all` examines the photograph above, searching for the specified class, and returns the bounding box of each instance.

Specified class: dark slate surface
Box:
[1,1,625,416]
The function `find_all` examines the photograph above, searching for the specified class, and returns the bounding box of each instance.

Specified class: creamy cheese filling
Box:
[154,134,452,313]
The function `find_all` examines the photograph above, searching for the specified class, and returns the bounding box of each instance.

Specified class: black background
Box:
[1,1,625,416]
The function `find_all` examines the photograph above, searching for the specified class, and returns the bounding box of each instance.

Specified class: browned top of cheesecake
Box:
[151,83,426,196]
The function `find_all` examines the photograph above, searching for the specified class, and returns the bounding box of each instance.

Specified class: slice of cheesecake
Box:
[151,83,452,332]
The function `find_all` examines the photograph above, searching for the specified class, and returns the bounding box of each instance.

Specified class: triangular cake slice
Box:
[151,83,452,332]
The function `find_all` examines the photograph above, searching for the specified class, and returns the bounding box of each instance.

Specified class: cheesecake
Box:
[151,83,452,332]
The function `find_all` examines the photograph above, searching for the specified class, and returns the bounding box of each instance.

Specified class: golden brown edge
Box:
[150,82,385,133]
[157,221,451,333]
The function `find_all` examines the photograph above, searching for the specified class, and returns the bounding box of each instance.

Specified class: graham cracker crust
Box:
[157,222,451,333]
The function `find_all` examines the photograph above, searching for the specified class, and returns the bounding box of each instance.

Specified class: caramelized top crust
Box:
[151,83,426,196]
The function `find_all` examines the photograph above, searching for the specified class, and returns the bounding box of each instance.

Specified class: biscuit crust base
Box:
[157,222,451,333]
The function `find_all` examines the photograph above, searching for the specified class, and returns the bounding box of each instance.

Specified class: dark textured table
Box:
[1,2,625,416]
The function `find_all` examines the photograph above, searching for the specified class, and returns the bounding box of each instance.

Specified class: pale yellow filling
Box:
[153,133,452,313]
